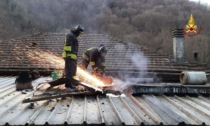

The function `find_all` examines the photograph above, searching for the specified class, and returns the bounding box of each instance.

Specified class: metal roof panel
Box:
[0,77,210,125]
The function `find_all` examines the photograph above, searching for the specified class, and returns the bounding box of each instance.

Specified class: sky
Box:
[190,0,210,5]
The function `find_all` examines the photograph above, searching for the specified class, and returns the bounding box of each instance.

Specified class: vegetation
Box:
[0,0,210,64]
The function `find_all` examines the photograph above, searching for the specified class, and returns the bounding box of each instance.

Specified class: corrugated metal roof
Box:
[0,76,210,126]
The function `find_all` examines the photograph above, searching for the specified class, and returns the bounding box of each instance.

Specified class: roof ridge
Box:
[5,32,44,42]
[5,32,167,57]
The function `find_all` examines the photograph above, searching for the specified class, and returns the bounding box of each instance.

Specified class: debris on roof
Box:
[0,77,210,126]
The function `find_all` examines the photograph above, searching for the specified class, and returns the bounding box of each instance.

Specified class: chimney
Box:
[172,29,185,64]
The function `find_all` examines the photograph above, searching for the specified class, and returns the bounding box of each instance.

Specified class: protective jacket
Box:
[82,47,106,75]
[62,33,78,60]
[61,33,78,87]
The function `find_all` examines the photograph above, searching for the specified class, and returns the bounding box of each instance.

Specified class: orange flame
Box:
[77,67,106,87]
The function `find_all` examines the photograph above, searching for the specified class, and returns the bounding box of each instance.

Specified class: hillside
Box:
[0,0,210,64]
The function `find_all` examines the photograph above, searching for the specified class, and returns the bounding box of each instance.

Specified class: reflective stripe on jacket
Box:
[82,47,106,74]
[62,34,78,60]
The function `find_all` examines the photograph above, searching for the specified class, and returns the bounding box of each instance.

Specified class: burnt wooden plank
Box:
[22,91,99,103]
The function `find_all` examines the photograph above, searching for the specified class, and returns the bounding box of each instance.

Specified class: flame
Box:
[77,67,106,87]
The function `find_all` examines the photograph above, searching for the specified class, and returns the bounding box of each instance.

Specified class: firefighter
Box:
[48,25,84,90]
[81,45,108,77]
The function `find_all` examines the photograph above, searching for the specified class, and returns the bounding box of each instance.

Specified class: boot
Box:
[49,78,67,87]
[71,79,82,86]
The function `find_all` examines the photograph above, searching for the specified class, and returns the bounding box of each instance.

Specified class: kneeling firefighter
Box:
[80,45,112,85]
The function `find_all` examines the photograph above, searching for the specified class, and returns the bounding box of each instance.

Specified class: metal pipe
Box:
[180,71,207,85]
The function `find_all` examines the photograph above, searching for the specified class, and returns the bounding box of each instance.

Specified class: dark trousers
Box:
[65,57,76,79]
[49,57,77,88]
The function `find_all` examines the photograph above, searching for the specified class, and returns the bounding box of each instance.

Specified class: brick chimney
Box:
[172,29,185,64]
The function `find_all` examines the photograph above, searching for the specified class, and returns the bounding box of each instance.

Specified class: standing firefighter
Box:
[81,45,107,77]
[62,25,84,88]
[48,25,84,90]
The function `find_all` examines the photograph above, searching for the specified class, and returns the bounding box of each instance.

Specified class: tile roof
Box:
[0,33,210,126]
[0,77,210,126]
[0,33,208,75]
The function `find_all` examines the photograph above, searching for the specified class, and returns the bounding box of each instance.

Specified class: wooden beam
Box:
[22,91,101,103]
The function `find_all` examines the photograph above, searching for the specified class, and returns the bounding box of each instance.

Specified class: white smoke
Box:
[110,43,151,93]
[126,52,150,83]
